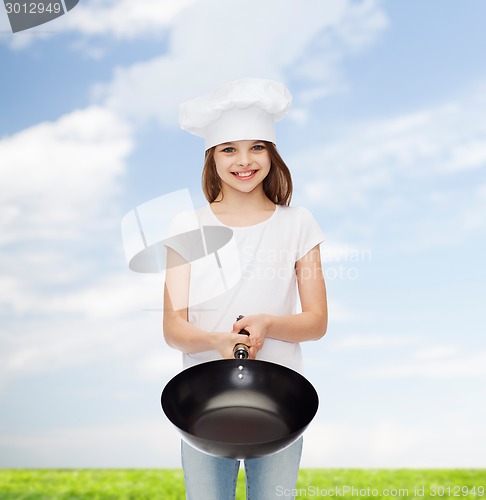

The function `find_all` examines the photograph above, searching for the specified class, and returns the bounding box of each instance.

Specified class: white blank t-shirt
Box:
[166,203,325,374]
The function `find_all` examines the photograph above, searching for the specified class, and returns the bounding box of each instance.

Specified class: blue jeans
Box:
[181,438,303,499]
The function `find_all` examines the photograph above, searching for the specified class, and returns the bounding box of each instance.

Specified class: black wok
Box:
[161,326,319,459]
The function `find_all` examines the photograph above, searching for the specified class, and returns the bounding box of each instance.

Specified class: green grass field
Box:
[0,469,484,499]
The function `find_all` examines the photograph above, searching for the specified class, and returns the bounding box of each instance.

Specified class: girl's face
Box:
[212,140,271,197]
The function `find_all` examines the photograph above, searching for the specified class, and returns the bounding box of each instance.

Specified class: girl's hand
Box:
[213,331,251,360]
[232,314,269,358]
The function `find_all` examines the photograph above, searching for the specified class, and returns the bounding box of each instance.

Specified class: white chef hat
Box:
[179,78,292,150]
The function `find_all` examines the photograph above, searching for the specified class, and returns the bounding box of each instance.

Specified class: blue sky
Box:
[1,0,485,468]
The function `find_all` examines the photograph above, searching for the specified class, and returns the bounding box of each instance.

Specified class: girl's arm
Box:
[163,247,250,358]
[232,244,327,347]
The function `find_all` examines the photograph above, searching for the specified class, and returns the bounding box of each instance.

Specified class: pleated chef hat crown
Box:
[179,78,292,150]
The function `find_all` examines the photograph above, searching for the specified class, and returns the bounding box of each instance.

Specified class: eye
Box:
[221,147,235,153]
[251,144,265,151]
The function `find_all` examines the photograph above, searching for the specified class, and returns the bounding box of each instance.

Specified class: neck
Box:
[213,186,274,211]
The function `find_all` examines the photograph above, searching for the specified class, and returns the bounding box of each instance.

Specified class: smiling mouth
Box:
[231,170,257,178]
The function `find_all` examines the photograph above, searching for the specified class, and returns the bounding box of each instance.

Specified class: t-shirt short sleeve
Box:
[163,209,202,263]
[295,207,325,261]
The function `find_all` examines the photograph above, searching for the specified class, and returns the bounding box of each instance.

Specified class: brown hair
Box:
[202,141,293,205]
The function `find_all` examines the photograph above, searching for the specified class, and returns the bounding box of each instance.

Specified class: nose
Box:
[236,151,252,167]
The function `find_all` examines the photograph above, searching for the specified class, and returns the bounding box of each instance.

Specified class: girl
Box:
[163,78,328,500]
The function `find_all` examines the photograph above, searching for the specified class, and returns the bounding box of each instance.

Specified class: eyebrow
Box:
[219,140,264,146]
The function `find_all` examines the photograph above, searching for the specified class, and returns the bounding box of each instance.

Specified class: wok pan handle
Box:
[233,315,250,359]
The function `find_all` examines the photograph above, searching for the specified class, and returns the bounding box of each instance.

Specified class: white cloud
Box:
[326,299,355,323]
[320,242,372,263]
[136,349,181,381]
[0,106,133,243]
[299,99,486,208]
[359,349,486,379]
[331,334,420,350]
[1,313,150,378]
[2,409,485,468]
[294,84,486,248]
[0,270,177,382]
[41,272,164,320]
[0,419,182,467]
[303,415,486,467]
[1,0,198,50]
[0,105,154,386]
[96,0,387,126]
[0,264,162,319]
[2,0,388,67]
[412,345,458,360]
[325,334,486,380]
[63,0,198,39]
[0,104,143,390]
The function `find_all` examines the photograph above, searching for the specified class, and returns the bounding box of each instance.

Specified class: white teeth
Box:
[234,170,255,177]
